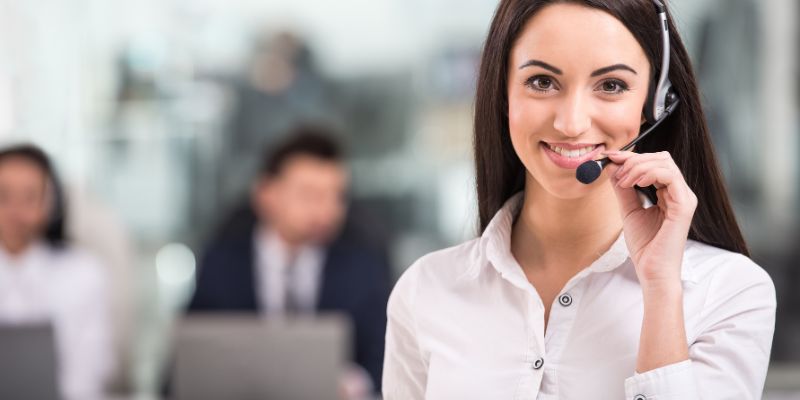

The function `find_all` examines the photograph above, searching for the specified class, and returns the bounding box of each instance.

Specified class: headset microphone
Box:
[575,0,679,186]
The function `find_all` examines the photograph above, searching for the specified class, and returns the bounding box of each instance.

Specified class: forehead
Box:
[0,157,46,181]
[280,155,347,181]
[510,3,650,74]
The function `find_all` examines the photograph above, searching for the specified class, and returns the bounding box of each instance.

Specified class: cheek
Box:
[596,103,645,144]
[507,97,550,148]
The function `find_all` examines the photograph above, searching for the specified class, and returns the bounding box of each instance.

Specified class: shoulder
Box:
[389,237,484,309]
[683,240,775,306]
[328,235,387,267]
[202,227,254,263]
[684,240,773,286]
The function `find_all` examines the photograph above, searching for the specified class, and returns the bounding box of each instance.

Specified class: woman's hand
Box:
[603,150,698,289]
[604,150,696,372]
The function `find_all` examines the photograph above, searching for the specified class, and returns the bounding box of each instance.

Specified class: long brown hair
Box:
[474,0,749,256]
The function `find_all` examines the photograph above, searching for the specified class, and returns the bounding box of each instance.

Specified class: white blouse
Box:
[0,242,113,400]
[383,192,776,400]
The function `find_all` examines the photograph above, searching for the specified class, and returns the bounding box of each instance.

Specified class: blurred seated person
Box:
[189,127,391,396]
[0,144,114,400]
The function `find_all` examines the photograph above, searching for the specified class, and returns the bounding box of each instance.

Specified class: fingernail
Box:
[602,150,620,156]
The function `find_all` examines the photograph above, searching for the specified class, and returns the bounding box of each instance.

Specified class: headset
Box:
[644,0,678,125]
[575,0,680,185]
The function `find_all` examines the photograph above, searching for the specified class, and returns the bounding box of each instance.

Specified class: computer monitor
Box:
[0,324,60,400]
[173,313,351,400]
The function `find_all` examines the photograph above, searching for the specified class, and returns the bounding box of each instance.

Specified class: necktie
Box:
[283,258,300,314]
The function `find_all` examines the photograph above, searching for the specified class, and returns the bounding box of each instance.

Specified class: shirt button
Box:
[558,293,573,307]
[633,395,647,400]
[532,357,544,370]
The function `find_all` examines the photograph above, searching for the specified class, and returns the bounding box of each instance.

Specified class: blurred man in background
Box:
[0,144,114,400]
[189,126,390,396]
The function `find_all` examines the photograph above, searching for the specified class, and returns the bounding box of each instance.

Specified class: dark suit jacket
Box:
[187,220,390,391]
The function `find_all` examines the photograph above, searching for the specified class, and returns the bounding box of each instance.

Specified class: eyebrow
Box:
[589,63,637,77]
[518,59,562,75]
[518,59,638,77]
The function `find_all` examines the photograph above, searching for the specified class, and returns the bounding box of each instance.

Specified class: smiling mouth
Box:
[542,142,602,158]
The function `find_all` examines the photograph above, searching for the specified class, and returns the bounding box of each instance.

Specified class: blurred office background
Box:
[0,0,797,398]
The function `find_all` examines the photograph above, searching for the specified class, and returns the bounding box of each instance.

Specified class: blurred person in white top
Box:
[383,1,775,399]
[0,144,113,400]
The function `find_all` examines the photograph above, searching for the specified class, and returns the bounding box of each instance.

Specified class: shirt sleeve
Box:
[382,262,428,399]
[624,255,776,400]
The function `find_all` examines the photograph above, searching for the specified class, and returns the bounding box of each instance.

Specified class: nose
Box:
[553,91,592,137]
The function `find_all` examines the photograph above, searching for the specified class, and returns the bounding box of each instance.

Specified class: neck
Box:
[511,173,623,272]
[0,239,34,259]
[262,224,301,257]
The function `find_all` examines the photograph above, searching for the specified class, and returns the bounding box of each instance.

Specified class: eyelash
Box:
[523,75,630,95]
[524,75,558,93]
[598,79,630,94]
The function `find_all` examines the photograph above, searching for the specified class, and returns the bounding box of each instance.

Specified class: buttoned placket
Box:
[514,278,547,400]
[487,255,547,400]
[538,270,593,399]
[493,251,625,400]
[487,252,610,399]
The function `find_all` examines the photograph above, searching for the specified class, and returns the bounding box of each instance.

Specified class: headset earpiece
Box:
[644,77,676,125]
[643,73,658,125]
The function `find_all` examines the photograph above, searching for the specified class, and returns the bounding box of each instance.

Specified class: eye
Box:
[597,79,629,94]
[525,75,558,93]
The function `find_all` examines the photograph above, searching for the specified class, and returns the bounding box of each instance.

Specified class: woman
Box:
[383,1,775,399]
[0,144,113,400]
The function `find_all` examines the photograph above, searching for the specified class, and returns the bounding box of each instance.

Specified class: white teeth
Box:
[547,144,597,158]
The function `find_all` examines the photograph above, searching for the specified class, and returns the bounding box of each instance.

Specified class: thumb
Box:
[605,163,643,219]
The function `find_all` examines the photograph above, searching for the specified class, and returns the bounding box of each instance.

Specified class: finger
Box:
[607,151,670,178]
[602,150,636,164]
[628,158,683,194]
[630,167,697,220]
[637,170,696,215]
[607,150,674,184]
[607,151,697,222]
[605,163,644,219]
[616,159,673,188]
[603,149,667,161]
[624,166,674,190]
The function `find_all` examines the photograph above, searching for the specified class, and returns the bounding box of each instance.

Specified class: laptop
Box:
[0,324,60,400]
[173,313,351,400]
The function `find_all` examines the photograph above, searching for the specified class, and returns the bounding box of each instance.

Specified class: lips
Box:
[540,141,605,169]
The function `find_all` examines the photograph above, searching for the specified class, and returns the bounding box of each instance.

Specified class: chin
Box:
[304,231,334,246]
[535,172,605,200]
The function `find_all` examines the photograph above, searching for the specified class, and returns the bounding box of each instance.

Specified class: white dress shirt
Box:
[254,227,325,314]
[0,242,113,400]
[383,192,776,400]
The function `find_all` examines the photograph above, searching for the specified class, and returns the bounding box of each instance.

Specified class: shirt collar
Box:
[254,225,324,268]
[0,241,50,269]
[473,191,693,284]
